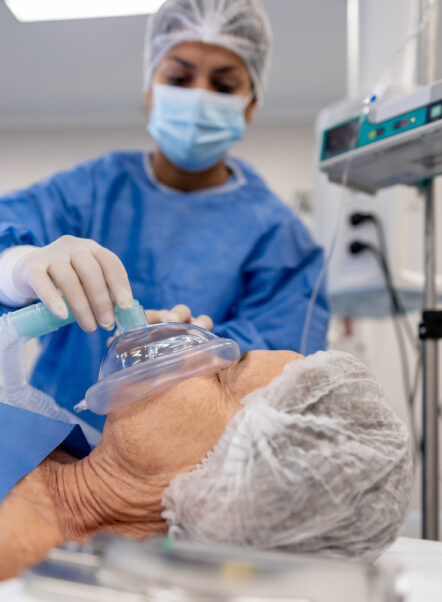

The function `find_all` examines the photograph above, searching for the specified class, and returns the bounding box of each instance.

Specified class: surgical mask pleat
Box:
[147,83,247,172]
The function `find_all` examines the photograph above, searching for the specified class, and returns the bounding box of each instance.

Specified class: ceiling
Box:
[0,0,348,130]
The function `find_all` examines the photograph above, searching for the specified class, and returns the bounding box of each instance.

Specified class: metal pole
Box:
[346,0,360,100]
[420,0,439,541]
[426,0,438,84]
[422,181,439,540]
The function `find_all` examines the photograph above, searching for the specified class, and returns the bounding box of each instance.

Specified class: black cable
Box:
[349,213,419,350]
[349,240,402,315]
[350,213,422,430]
[349,240,421,458]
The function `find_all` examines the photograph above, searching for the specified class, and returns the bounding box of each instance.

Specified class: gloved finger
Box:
[164,304,192,323]
[145,309,168,324]
[92,247,133,310]
[26,267,69,320]
[48,262,97,332]
[71,250,115,330]
[192,315,214,330]
[106,328,120,347]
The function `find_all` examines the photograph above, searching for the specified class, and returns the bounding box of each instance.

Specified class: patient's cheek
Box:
[109,376,238,477]
[230,350,304,399]
[154,379,239,471]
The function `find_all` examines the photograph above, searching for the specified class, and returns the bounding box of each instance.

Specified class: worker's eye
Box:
[213,82,237,94]
[168,75,192,87]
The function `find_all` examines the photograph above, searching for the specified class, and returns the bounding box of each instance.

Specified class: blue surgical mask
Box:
[147,84,249,172]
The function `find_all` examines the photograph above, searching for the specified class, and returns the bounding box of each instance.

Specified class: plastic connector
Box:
[7,298,146,339]
[349,241,370,255]
[349,212,377,227]
[8,301,76,339]
[114,300,148,334]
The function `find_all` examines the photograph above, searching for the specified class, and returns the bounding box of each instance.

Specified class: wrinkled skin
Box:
[0,350,301,580]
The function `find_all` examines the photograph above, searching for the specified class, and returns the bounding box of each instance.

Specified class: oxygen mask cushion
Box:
[79,323,240,414]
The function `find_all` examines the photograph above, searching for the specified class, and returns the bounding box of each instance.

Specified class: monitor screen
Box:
[323,118,360,159]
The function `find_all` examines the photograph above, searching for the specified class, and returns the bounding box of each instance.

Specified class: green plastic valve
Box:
[8,301,77,338]
[7,299,147,339]
[114,300,148,334]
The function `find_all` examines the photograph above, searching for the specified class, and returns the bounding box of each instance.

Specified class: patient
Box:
[0,349,412,580]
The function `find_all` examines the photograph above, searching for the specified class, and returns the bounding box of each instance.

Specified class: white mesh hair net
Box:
[143,0,273,102]
[163,351,413,561]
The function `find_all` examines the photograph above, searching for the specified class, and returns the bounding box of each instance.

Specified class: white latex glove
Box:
[13,235,133,332]
[106,304,213,347]
[146,304,214,330]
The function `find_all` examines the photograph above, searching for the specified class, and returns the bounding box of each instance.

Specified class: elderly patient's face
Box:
[103,350,302,479]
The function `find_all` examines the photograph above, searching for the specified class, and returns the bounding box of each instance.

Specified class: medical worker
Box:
[0,0,329,430]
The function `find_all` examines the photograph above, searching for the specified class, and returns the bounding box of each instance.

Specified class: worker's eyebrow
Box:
[167,56,196,69]
[212,66,241,74]
[167,57,241,74]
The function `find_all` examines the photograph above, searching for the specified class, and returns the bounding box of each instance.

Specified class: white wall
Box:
[0,123,315,204]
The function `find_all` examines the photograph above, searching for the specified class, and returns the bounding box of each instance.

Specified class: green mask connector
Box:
[114,300,148,334]
[7,299,147,339]
[8,301,76,338]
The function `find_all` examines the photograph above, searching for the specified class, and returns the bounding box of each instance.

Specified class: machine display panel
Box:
[428,101,442,122]
[322,118,360,159]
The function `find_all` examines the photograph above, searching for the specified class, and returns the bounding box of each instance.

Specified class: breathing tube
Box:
[0,302,101,445]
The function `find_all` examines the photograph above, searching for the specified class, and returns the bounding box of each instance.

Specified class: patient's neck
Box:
[45,448,170,541]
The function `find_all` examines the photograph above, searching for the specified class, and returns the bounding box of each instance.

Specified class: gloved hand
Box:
[146,304,213,330]
[13,235,133,332]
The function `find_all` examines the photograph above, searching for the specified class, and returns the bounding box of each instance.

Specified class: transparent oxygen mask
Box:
[74,301,240,415]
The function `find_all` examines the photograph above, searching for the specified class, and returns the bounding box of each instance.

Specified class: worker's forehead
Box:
[159,41,250,72]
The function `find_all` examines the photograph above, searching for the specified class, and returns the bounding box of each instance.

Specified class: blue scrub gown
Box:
[0,152,329,430]
[0,403,90,503]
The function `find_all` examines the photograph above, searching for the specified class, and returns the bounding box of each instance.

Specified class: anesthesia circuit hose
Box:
[0,300,140,446]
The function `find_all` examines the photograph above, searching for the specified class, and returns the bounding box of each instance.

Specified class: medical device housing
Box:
[319,79,442,193]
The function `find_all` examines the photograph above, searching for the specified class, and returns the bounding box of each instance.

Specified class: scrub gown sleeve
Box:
[0,164,94,313]
[0,403,91,503]
[213,217,329,355]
